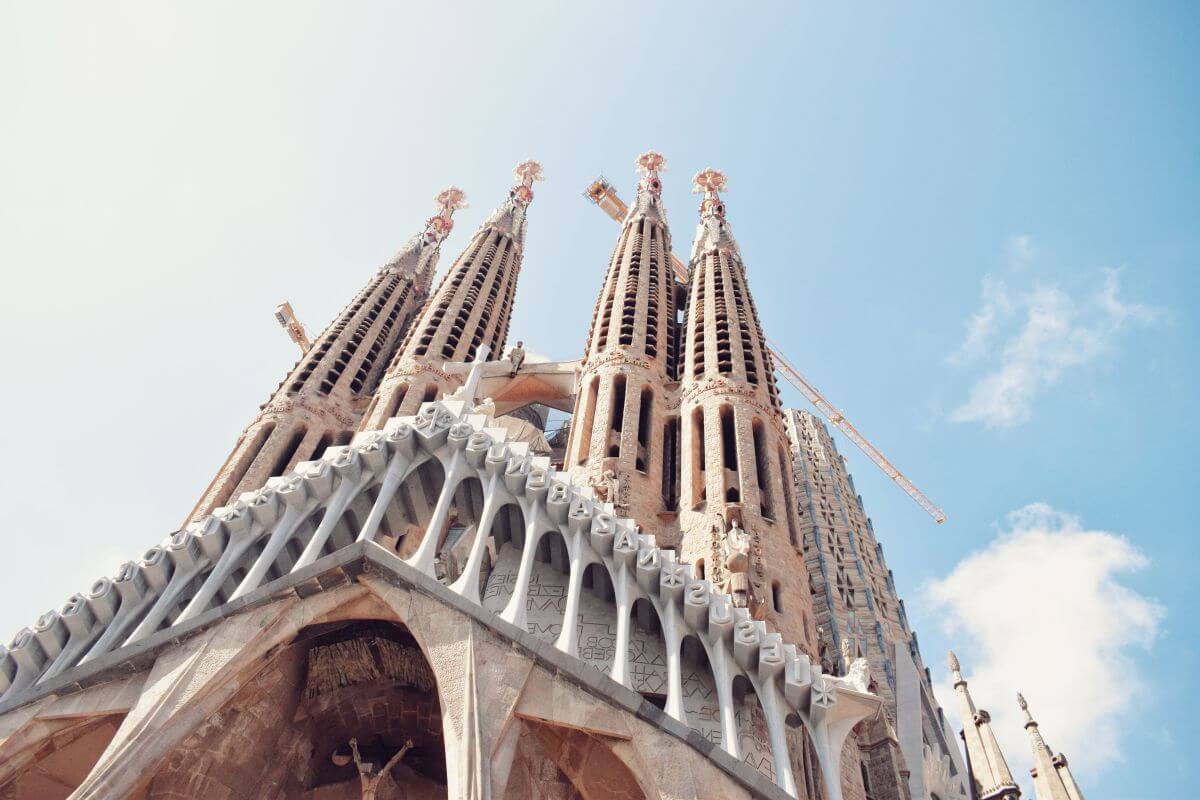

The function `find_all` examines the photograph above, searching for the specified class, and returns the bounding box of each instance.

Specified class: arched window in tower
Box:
[778,445,801,547]
[270,425,308,478]
[719,405,740,503]
[577,376,600,465]
[635,386,652,473]
[752,419,774,520]
[422,384,439,405]
[690,406,706,508]
[382,382,410,422]
[661,415,680,511]
[771,581,784,613]
[608,375,627,458]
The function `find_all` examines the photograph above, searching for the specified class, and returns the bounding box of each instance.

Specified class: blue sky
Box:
[1,3,1196,797]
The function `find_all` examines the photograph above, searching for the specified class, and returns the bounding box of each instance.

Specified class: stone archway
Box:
[504,718,647,800]
[140,618,446,799]
[0,714,125,800]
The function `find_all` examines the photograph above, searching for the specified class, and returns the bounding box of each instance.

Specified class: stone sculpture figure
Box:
[508,340,526,376]
[724,518,751,574]
[349,737,414,800]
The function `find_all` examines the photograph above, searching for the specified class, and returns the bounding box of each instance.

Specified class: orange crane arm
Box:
[584,176,946,524]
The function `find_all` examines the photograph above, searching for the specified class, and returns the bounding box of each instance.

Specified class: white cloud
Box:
[946,275,1011,366]
[925,503,1163,784]
[1006,233,1036,271]
[948,241,1162,427]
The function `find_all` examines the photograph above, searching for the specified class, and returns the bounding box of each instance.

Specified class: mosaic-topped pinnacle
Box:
[692,167,727,198]
[511,160,544,204]
[636,150,667,178]
[425,186,467,243]
[688,167,738,259]
[435,186,468,212]
[947,650,960,673]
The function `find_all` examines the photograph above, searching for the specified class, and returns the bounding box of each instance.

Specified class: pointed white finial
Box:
[1017,691,1036,724]
[947,650,961,672]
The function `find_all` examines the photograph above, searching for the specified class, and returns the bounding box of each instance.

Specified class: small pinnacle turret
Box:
[950,652,1020,800]
[1020,693,1085,800]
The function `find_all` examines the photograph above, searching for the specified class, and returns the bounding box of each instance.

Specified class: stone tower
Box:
[186,188,466,523]
[566,151,680,535]
[787,409,968,800]
[360,161,543,429]
[677,168,815,652]
[1019,693,1085,800]
[949,652,1021,800]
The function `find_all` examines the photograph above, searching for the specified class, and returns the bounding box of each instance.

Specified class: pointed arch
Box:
[680,634,721,747]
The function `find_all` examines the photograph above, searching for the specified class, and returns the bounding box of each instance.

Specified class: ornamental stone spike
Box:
[949,649,963,681]
[951,653,1021,799]
[1019,692,1080,800]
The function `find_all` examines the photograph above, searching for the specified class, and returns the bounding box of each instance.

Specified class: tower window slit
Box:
[720,405,740,503]
[753,419,774,519]
[270,426,307,478]
[578,376,600,465]
[635,386,652,473]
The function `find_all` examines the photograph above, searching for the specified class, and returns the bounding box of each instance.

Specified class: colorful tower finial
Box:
[511,160,544,205]
[636,150,667,192]
[424,186,468,245]
[948,650,962,678]
[692,167,728,217]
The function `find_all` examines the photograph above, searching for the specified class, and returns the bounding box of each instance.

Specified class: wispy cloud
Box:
[925,503,1164,783]
[948,238,1163,427]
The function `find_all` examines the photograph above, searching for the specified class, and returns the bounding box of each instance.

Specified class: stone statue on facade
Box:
[723,518,751,574]
[508,340,526,376]
[349,737,413,800]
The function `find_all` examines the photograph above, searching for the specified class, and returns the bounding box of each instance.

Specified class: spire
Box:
[625,150,669,225]
[382,187,467,282]
[949,650,965,685]
[689,167,740,262]
[1019,693,1083,800]
[676,166,809,650]
[569,151,679,534]
[950,652,1020,800]
[480,160,543,251]
[359,161,541,429]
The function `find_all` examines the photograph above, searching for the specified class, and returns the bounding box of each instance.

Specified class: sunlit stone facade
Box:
[0,156,1077,800]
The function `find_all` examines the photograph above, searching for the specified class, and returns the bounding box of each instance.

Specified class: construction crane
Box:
[583,176,947,525]
[274,301,312,352]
